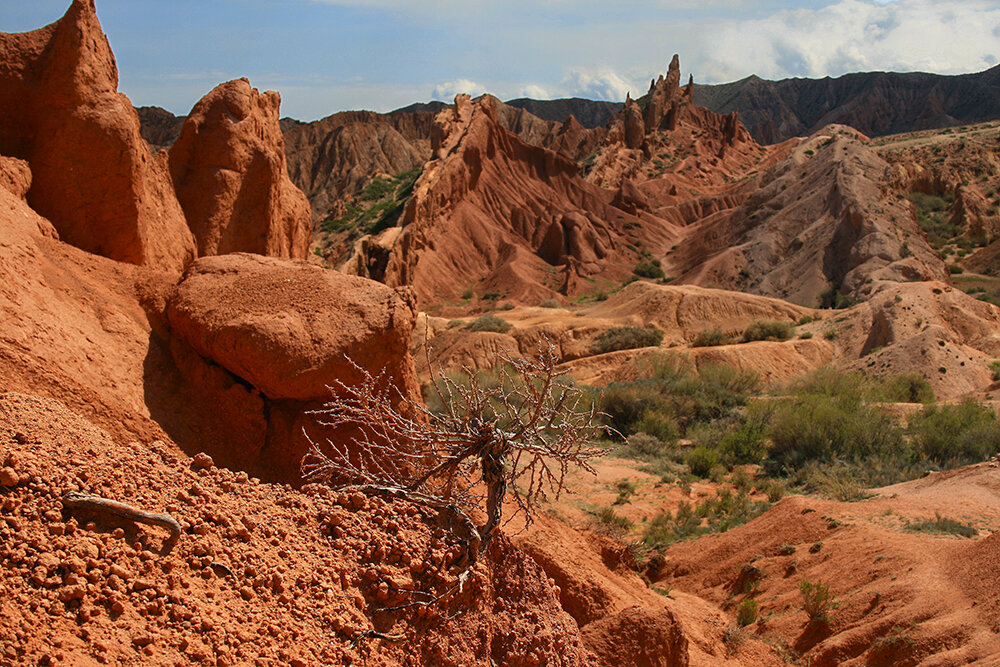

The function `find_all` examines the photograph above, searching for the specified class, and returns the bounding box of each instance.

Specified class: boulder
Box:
[168,78,311,259]
[167,253,418,402]
[0,0,194,272]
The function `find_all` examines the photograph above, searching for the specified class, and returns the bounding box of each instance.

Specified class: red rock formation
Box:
[0,0,194,273]
[674,126,947,305]
[365,95,680,306]
[168,78,311,259]
[283,109,435,223]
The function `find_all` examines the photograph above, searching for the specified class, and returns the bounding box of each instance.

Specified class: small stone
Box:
[0,467,19,487]
[191,453,214,470]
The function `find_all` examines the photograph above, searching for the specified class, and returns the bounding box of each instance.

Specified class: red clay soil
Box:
[0,393,596,666]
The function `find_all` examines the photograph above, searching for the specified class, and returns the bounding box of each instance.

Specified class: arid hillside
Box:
[5,2,1000,666]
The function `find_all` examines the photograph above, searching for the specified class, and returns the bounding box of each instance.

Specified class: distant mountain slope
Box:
[693,66,1000,144]
[503,98,622,129]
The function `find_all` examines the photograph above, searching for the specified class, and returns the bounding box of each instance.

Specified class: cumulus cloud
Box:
[559,68,638,101]
[697,0,1000,83]
[516,84,552,100]
[431,79,488,102]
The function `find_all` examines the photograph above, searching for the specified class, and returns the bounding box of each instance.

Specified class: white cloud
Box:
[431,79,488,102]
[559,67,638,101]
[697,0,1000,83]
[517,84,552,100]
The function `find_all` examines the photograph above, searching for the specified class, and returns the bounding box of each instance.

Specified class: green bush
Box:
[736,599,758,627]
[620,432,673,459]
[465,314,512,334]
[991,360,1000,381]
[634,260,665,280]
[741,320,794,343]
[768,394,904,471]
[874,373,935,403]
[908,401,1000,466]
[686,445,720,478]
[636,410,679,444]
[538,298,560,308]
[691,328,732,347]
[592,326,664,354]
[800,579,836,625]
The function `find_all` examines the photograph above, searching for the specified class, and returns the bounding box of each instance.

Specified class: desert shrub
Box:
[481,289,504,301]
[634,260,665,279]
[759,479,785,502]
[768,395,904,471]
[990,360,1000,381]
[538,298,560,308]
[691,328,732,347]
[716,408,770,466]
[595,507,633,534]
[905,513,976,538]
[600,383,671,437]
[800,463,874,501]
[908,401,1000,466]
[799,331,814,339]
[620,432,674,460]
[613,479,637,505]
[873,373,935,403]
[686,445,720,478]
[949,264,965,274]
[736,599,759,627]
[592,326,665,354]
[741,320,793,343]
[799,579,836,625]
[636,410,679,444]
[798,315,815,325]
[466,313,512,333]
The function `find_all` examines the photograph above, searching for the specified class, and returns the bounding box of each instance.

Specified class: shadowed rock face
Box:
[168,78,312,259]
[693,65,1000,144]
[0,0,195,273]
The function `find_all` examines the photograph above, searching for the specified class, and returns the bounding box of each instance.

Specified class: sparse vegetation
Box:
[905,513,977,538]
[736,598,759,627]
[741,320,794,343]
[591,325,664,354]
[465,313,513,333]
[691,328,733,347]
[799,578,836,625]
[633,259,665,280]
[320,168,420,239]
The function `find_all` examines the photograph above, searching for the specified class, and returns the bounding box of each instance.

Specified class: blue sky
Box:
[4,0,1000,121]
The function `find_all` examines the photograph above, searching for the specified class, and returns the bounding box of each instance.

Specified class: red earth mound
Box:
[658,462,1000,665]
[0,393,596,666]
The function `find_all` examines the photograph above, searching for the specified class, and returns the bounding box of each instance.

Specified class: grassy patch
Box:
[905,513,977,538]
[465,314,512,334]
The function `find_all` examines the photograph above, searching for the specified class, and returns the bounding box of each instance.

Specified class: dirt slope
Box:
[658,461,1000,665]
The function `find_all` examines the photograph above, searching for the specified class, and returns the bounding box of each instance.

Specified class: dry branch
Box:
[302,337,609,552]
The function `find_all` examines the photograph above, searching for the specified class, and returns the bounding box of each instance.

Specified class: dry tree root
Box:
[61,491,182,553]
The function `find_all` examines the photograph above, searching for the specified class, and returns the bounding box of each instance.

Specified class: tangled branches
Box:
[302,338,608,554]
